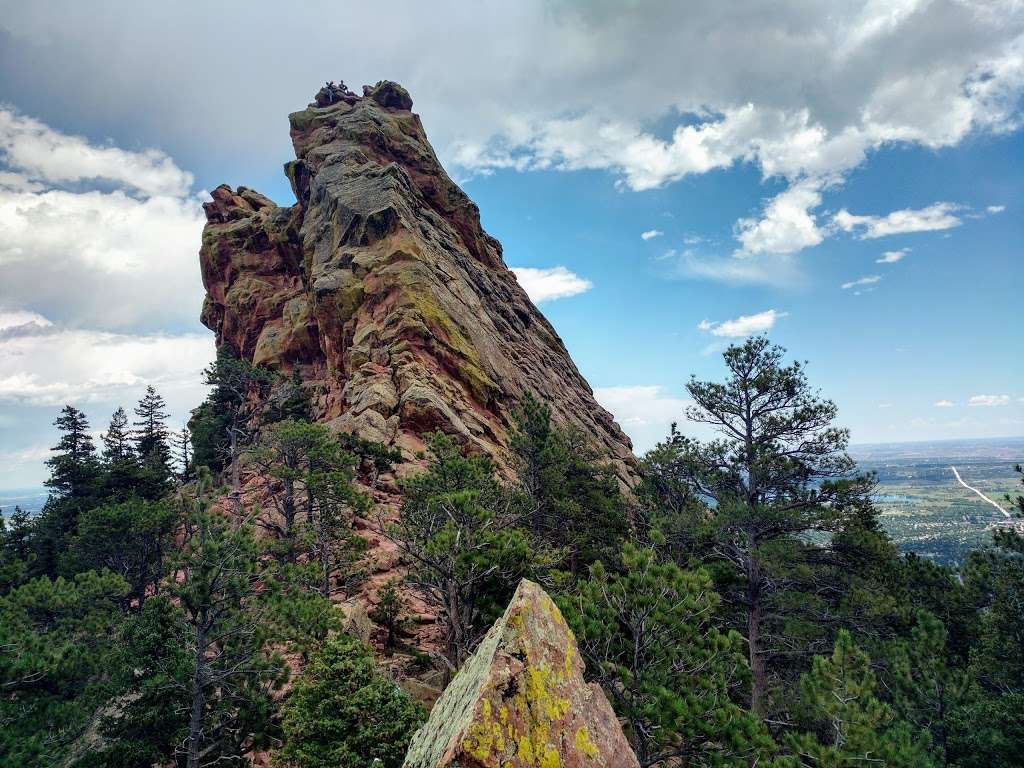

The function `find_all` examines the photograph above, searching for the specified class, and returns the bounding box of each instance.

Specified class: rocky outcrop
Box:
[199,80,638,486]
[403,579,639,768]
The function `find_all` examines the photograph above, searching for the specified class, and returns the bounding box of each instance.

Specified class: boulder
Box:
[402,579,639,768]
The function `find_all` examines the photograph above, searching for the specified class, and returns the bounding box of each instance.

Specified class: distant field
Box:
[852,438,1024,565]
[2,439,1021,566]
[0,488,47,517]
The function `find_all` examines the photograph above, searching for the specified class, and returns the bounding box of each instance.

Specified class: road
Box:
[951,465,1010,518]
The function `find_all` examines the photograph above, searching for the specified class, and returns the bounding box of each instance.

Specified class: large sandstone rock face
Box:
[199,80,638,486]
[403,579,639,768]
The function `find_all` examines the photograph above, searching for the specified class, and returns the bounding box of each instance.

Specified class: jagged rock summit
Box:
[403,579,639,768]
[199,80,637,483]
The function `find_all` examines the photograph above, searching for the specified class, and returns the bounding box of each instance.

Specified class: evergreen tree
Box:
[252,420,369,596]
[560,541,778,767]
[0,506,33,590]
[197,349,270,500]
[102,406,133,462]
[169,471,298,768]
[101,406,141,500]
[0,570,129,768]
[387,433,551,668]
[650,337,872,715]
[66,498,179,610]
[369,579,408,655]
[786,631,934,767]
[950,519,1024,767]
[266,365,312,423]
[889,611,970,767]
[34,405,101,576]
[133,386,173,498]
[511,393,629,572]
[174,426,193,483]
[273,635,424,768]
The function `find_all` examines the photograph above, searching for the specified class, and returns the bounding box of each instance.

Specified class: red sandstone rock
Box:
[198,80,638,488]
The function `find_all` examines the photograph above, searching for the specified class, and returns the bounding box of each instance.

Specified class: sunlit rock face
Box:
[402,579,639,768]
[199,80,638,486]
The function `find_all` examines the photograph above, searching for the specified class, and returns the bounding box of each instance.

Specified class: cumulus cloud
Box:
[0,109,206,330]
[987,204,1006,213]
[640,229,663,240]
[833,202,962,239]
[0,1,1020,274]
[877,248,909,263]
[699,309,787,337]
[968,394,1011,407]
[841,275,882,290]
[934,399,955,407]
[0,109,213,487]
[0,108,193,197]
[510,266,592,303]
[0,318,213,407]
[734,179,825,256]
[593,385,690,454]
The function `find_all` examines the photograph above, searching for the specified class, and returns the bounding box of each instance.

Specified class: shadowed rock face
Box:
[199,80,638,485]
[403,579,639,768]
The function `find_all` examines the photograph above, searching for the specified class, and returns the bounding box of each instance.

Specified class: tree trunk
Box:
[746,548,768,716]
[187,624,208,768]
[229,426,241,515]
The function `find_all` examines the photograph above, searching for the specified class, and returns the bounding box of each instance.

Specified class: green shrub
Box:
[274,635,424,768]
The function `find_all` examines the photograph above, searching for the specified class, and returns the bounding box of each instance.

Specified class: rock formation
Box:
[402,579,639,768]
[199,80,637,486]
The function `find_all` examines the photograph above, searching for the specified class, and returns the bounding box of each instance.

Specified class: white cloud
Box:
[640,229,663,240]
[510,266,592,303]
[734,179,825,256]
[833,202,962,239]
[841,275,882,290]
[593,385,691,454]
[0,108,193,198]
[968,394,1011,407]
[987,204,1006,213]
[877,248,909,263]
[0,110,206,330]
[699,308,787,337]
[0,320,214,407]
[0,2,1019,280]
[934,399,955,407]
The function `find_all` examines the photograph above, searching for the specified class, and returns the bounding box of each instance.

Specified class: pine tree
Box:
[386,433,550,668]
[133,386,173,499]
[559,541,779,767]
[101,406,141,500]
[34,406,101,575]
[198,349,270,501]
[651,336,872,715]
[102,407,133,463]
[174,426,193,483]
[0,570,130,767]
[786,631,934,767]
[511,393,628,573]
[273,635,424,768]
[45,405,99,500]
[67,498,179,610]
[0,506,33,591]
[171,471,290,768]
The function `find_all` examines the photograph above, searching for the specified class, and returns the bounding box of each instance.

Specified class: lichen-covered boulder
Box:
[402,579,639,768]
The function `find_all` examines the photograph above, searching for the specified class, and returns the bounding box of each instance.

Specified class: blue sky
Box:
[0,1,1022,489]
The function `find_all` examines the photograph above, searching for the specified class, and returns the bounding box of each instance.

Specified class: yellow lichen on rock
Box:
[403,580,639,768]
